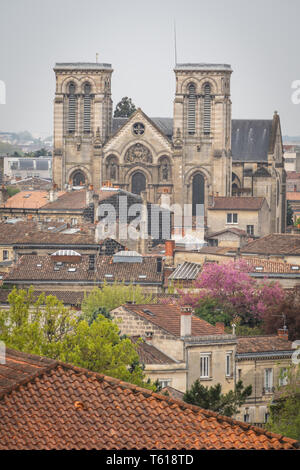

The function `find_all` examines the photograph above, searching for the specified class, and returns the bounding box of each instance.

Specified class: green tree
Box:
[59,315,150,388]
[194,297,232,326]
[0,287,153,389]
[0,287,73,358]
[114,97,136,117]
[7,187,20,197]
[183,380,252,417]
[81,282,153,324]
[266,364,300,440]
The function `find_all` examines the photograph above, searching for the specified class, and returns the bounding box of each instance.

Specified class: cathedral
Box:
[52,62,286,234]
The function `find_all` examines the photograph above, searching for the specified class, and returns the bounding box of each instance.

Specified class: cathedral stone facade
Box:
[53,62,286,234]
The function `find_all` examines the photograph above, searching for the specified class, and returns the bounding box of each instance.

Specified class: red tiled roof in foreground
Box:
[0,349,298,450]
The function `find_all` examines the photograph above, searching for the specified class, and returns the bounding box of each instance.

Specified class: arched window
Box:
[203,83,211,135]
[132,172,146,195]
[232,172,241,196]
[71,170,86,186]
[188,83,196,135]
[83,83,91,133]
[192,173,205,216]
[68,82,76,133]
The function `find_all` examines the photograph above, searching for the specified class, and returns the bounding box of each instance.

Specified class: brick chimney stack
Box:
[165,239,175,266]
[86,184,94,206]
[278,328,289,340]
[180,306,192,337]
[49,183,58,202]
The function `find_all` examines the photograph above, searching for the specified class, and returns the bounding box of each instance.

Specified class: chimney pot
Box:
[278,328,289,340]
[180,306,192,337]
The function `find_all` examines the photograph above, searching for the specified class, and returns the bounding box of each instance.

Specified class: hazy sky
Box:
[0,0,300,137]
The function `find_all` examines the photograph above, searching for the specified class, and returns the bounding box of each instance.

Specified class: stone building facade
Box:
[53,62,286,234]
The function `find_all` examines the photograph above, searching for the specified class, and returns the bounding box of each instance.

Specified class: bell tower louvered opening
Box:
[203,83,211,135]
[68,83,76,134]
[83,83,91,133]
[187,83,196,135]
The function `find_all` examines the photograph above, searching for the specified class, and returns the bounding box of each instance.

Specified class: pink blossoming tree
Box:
[180,260,285,326]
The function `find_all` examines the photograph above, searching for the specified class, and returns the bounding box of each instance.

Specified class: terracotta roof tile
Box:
[237,335,293,354]
[123,304,225,337]
[5,254,163,285]
[130,337,176,364]
[0,289,85,306]
[0,349,297,449]
[209,197,265,211]
[0,191,64,209]
[242,233,300,255]
[245,257,300,274]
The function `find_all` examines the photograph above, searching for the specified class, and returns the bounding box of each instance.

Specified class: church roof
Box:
[54,63,112,70]
[174,63,232,72]
[112,117,173,139]
[112,116,277,163]
[231,119,273,161]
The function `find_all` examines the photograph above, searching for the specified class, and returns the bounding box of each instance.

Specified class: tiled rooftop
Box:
[209,197,265,211]
[5,254,163,285]
[237,335,293,354]
[123,304,225,337]
[0,220,95,245]
[0,349,297,450]
[0,191,58,209]
[130,337,176,364]
[241,233,300,255]
[245,257,300,274]
[0,289,85,307]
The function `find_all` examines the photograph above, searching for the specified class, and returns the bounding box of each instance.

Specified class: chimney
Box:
[86,184,94,206]
[278,328,289,340]
[49,184,58,202]
[180,306,192,337]
[92,193,99,225]
[156,256,162,273]
[215,322,225,333]
[165,239,175,266]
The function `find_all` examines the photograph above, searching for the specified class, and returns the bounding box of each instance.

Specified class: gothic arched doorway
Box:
[192,173,205,216]
[131,172,146,195]
[72,170,86,186]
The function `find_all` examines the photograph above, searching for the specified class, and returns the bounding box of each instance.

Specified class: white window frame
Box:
[226,213,238,224]
[264,368,273,392]
[158,379,171,389]
[246,225,254,236]
[226,351,233,377]
[200,353,211,379]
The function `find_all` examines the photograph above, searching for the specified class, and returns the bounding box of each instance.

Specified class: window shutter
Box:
[203,83,211,135]
[83,83,91,133]
[188,83,196,135]
[68,83,76,133]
